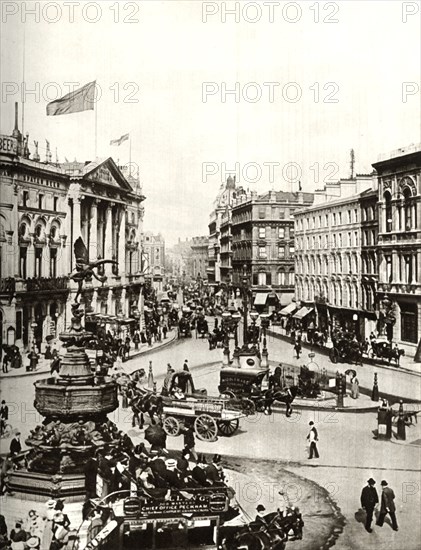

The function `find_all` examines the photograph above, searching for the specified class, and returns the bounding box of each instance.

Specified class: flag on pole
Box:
[46,81,96,116]
[110,133,129,146]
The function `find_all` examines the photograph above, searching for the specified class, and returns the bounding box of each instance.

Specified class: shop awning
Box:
[293,306,314,320]
[254,293,269,306]
[279,303,297,316]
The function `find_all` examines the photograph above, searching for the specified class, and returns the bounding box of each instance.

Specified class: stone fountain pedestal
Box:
[8,302,120,503]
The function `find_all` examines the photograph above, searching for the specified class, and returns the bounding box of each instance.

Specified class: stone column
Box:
[89,199,99,260]
[118,208,126,278]
[73,196,82,241]
[411,254,417,285]
[104,203,113,276]
[392,250,399,284]
[27,235,35,277]
[380,204,386,233]
[107,288,113,315]
[121,287,127,316]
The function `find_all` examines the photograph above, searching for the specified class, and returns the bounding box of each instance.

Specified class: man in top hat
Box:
[376,480,398,531]
[206,454,223,485]
[192,455,210,486]
[9,432,22,457]
[255,505,268,529]
[360,478,379,532]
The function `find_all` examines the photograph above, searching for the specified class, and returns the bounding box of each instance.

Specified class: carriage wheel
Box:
[163,416,181,437]
[329,348,339,364]
[194,414,218,442]
[217,418,239,437]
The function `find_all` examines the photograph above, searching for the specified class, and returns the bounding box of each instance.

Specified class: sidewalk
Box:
[268,325,421,376]
[0,330,177,379]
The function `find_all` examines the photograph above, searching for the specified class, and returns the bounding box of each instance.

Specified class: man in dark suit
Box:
[376,480,398,531]
[360,478,379,532]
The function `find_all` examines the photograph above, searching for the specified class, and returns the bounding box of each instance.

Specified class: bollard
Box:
[337,372,344,408]
[371,373,379,402]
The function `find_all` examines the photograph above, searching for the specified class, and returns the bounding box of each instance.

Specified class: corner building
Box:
[373,144,421,356]
[0,110,145,353]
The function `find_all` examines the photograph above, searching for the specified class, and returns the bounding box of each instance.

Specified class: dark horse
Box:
[221,509,303,550]
[252,387,299,418]
[131,388,163,426]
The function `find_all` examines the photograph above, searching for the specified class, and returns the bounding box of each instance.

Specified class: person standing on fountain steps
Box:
[307,421,319,459]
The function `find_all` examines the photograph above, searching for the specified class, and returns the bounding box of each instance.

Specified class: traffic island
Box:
[221,457,346,550]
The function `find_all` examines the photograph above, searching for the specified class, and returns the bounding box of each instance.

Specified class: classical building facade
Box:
[294,176,374,336]
[0,107,145,353]
[373,144,421,355]
[143,232,165,291]
[231,190,314,310]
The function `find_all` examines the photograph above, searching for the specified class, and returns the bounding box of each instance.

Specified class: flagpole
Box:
[129,135,132,176]
[94,100,98,159]
[22,24,26,136]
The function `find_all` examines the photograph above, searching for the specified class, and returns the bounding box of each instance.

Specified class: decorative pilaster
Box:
[104,204,113,276]
[72,197,82,241]
[89,199,98,260]
[118,209,126,278]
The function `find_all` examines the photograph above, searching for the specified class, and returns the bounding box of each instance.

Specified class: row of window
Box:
[296,279,360,309]
[251,271,294,286]
[296,253,361,276]
[382,253,418,285]
[384,190,416,232]
[297,231,359,250]
[257,226,294,239]
[22,190,60,211]
[296,208,359,231]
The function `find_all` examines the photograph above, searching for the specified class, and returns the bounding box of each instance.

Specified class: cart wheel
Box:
[194,414,218,442]
[217,418,239,436]
[163,416,181,437]
[329,348,339,364]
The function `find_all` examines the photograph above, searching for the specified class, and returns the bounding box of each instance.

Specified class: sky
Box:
[1,0,420,245]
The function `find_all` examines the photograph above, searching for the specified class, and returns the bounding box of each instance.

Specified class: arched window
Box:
[403,187,413,230]
[19,223,27,238]
[384,191,392,232]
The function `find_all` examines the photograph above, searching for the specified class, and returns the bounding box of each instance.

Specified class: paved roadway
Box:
[1,333,420,550]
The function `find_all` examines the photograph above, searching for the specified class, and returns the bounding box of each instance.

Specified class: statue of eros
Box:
[70,237,117,304]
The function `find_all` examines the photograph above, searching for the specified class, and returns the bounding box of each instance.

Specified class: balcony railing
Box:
[0,278,16,294]
[25,277,69,292]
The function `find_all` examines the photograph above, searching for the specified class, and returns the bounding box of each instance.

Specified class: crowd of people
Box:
[0,498,75,550]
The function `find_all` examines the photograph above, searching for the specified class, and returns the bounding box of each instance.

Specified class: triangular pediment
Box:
[83,158,132,191]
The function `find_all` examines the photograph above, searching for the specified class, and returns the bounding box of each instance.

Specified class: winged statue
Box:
[70,237,118,303]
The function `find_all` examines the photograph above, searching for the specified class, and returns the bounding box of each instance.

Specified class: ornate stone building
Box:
[142,232,165,291]
[373,144,421,355]
[0,106,145,353]
[232,190,314,310]
[294,175,374,336]
[207,176,246,288]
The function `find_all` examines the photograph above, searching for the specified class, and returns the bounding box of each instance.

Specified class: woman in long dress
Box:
[351,375,359,399]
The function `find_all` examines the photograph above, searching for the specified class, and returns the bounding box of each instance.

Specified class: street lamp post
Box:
[241,264,250,346]
[260,313,271,368]
[221,311,232,366]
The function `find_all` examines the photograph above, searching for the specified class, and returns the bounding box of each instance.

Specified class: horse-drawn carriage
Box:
[161,370,253,441]
[329,335,362,365]
[369,338,405,365]
[178,316,192,338]
[196,316,209,338]
[219,347,298,416]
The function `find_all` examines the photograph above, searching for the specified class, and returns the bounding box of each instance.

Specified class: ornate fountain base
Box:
[8,469,86,501]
